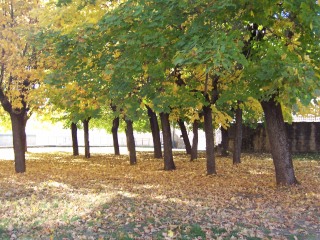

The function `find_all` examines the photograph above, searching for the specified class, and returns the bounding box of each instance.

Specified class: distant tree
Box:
[177,119,191,155]
[147,106,162,159]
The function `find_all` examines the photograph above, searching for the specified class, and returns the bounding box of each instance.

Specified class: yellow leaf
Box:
[168,230,175,237]
[173,83,178,94]
[281,54,287,60]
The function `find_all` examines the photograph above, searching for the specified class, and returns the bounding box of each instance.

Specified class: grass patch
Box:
[0,225,9,240]
[181,224,206,239]
[287,234,320,240]
[212,227,228,235]
[115,232,134,240]
[70,215,81,222]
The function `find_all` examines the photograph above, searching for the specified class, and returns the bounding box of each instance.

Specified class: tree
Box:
[0,0,44,173]
[237,0,320,185]
[94,0,190,170]
[172,1,247,174]
[43,79,100,158]
[39,0,319,185]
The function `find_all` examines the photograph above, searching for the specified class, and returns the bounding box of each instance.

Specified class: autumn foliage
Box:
[0,151,319,239]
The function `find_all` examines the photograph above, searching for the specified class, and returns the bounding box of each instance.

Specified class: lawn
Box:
[0,151,319,239]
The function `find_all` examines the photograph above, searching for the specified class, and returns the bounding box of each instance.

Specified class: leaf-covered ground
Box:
[0,151,319,240]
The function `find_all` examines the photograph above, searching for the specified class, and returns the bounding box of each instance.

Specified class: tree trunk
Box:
[125,119,137,165]
[71,122,79,156]
[10,111,26,173]
[1,86,27,172]
[203,105,216,175]
[190,120,199,161]
[160,112,176,170]
[261,97,298,185]
[220,126,229,156]
[83,118,90,158]
[147,106,162,158]
[111,104,120,155]
[177,119,191,155]
[112,116,120,155]
[233,105,243,164]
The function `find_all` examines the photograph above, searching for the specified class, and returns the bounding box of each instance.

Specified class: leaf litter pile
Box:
[0,151,319,240]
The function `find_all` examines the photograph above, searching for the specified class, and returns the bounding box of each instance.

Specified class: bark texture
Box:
[10,111,26,173]
[190,120,199,161]
[1,87,28,173]
[202,74,218,175]
[71,122,79,156]
[83,118,90,158]
[233,106,243,164]
[220,127,229,156]
[112,116,120,155]
[147,106,162,158]
[160,112,176,170]
[203,105,216,175]
[261,98,299,185]
[177,119,191,155]
[125,119,137,165]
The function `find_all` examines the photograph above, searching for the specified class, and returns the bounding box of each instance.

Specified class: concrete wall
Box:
[228,122,320,153]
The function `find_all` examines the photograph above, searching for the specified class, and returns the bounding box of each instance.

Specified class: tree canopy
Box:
[0,0,319,184]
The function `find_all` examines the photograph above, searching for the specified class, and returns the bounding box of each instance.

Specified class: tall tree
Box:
[237,1,320,185]
[172,1,247,174]
[0,0,44,173]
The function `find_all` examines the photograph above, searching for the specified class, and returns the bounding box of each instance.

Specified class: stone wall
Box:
[228,122,320,153]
